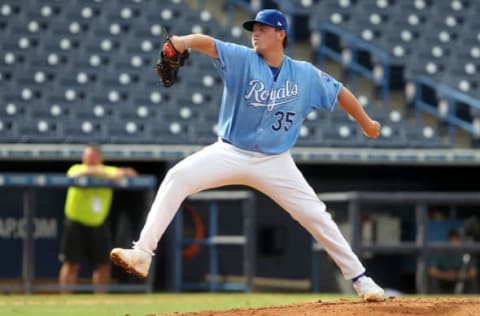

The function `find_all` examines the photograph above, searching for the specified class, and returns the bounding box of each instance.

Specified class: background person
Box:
[428,228,478,294]
[59,144,137,293]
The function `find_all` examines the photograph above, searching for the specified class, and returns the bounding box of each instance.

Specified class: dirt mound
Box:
[171,297,480,316]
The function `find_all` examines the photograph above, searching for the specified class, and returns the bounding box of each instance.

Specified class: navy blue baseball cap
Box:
[242,9,288,32]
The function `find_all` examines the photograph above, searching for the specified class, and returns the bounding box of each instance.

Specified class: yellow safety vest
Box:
[64,164,119,227]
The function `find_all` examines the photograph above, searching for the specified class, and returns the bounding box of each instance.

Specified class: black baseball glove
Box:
[156,37,189,88]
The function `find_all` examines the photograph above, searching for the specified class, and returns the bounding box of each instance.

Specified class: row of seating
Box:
[304,0,480,98]
[0,115,444,148]
[0,115,214,144]
[0,0,452,148]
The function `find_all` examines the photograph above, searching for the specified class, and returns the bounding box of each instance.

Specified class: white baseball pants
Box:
[135,140,365,279]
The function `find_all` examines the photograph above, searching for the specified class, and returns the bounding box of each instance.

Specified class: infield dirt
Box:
[167,297,480,316]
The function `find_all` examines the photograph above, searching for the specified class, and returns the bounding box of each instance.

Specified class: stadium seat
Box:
[296,121,325,147]
[16,118,64,143]
[405,124,448,148]
[365,123,407,148]
[0,2,23,25]
[194,121,218,145]
[321,122,366,147]
[63,118,108,144]
[310,0,355,31]
[442,62,479,97]
[148,119,193,145]
[0,118,18,142]
[172,9,218,36]
[31,102,71,120]
[49,18,88,43]
[0,0,472,149]
[143,0,190,33]
[404,51,446,82]
[394,0,431,16]
[27,49,70,73]
[0,98,28,118]
[72,103,115,121]
[215,25,250,46]
[378,30,417,65]
[107,119,150,144]
[348,0,392,42]
[63,2,103,22]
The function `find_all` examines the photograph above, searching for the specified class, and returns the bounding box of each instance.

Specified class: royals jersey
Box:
[212,39,343,154]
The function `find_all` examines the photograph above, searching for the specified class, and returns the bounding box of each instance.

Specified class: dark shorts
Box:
[59,219,111,265]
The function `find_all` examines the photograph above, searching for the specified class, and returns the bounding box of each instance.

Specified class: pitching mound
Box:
[172,297,480,316]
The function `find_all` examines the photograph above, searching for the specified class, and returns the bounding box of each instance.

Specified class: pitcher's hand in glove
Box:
[156,36,189,87]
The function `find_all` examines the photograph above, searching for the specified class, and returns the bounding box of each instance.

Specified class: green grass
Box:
[0,293,344,316]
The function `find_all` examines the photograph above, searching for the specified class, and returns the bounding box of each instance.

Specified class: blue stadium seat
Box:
[321,122,366,147]
[22,1,63,26]
[0,118,18,142]
[143,0,190,33]
[0,1,23,28]
[379,32,416,65]
[347,0,392,42]
[172,9,218,36]
[49,18,88,43]
[310,0,356,32]
[1,0,471,148]
[72,103,115,121]
[107,119,150,144]
[62,1,103,22]
[148,119,193,145]
[365,123,407,148]
[31,102,71,120]
[215,25,250,46]
[63,118,108,144]
[441,52,478,96]
[115,99,157,121]
[296,121,325,147]
[432,0,471,15]
[394,0,432,16]
[404,51,446,82]
[405,124,449,148]
[0,98,29,118]
[42,34,82,56]
[28,50,70,72]
[194,121,218,145]
[16,118,64,143]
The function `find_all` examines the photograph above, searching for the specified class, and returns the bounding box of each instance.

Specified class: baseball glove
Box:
[156,37,189,88]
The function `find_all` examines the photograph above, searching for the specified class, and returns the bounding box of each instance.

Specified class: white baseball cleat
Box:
[353,276,385,302]
[110,248,152,279]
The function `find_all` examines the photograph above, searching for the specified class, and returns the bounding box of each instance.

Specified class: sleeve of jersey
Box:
[211,39,249,81]
[310,68,344,112]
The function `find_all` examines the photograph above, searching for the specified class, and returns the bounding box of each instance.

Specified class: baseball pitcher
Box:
[111,9,384,301]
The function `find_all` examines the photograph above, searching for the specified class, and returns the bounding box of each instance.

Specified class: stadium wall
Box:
[1,158,479,294]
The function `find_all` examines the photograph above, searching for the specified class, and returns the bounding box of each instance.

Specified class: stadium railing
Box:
[0,173,157,294]
[173,190,256,292]
[311,191,480,294]
[414,76,480,145]
[313,23,391,109]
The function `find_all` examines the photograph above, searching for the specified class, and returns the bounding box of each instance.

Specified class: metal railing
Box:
[311,191,480,294]
[173,190,256,292]
[315,23,391,109]
[0,173,157,294]
[414,76,480,144]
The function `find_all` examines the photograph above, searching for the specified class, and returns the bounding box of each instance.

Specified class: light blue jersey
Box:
[211,39,343,154]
